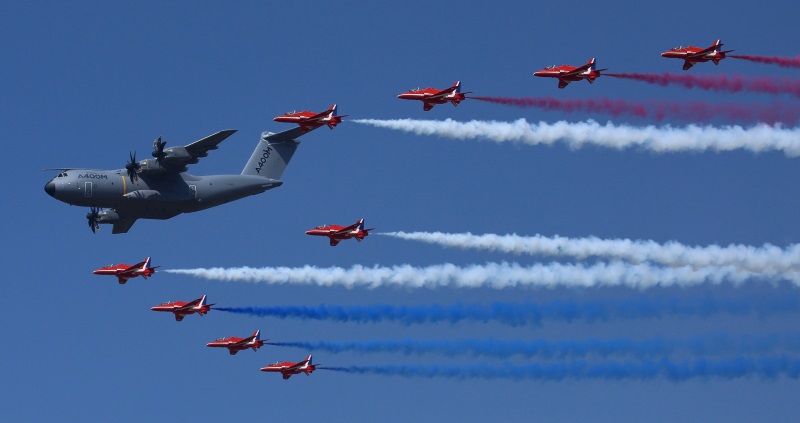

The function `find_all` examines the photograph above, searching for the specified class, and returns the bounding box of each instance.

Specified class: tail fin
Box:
[242,125,321,179]
[142,257,151,270]
[329,104,337,117]
[587,58,597,70]
[453,81,461,93]
[304,355,312,367]
[253,330,260,340]
[357,218,365,230]
[199,295,207,306]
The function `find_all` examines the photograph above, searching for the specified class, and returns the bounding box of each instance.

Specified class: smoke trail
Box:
[321,356,800,381]
[165,261,798,290]
[470,96,800,125]
[606,73,800,98]
[380,231,800,274]
[215,295,800,326]
[730,55,800,69]
[268,334,800,359]
[352,119,800,157]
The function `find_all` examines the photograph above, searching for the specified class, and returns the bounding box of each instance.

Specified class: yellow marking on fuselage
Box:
[121,175,127,196]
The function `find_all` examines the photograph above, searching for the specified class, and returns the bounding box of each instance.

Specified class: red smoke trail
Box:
[606,73,800,98]
[471,96,800,125]
[730,54,800,69]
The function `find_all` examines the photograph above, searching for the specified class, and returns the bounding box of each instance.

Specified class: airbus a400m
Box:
[44,126,321,233]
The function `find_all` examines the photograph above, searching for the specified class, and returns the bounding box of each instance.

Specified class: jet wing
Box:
[562,63,592,76]
[227,337,254,348]
[687,43,723,58]
[331,222,360,235]
[428,86,458,100]
[303,109,331,123]
[558,79,571,89]
[176,298,203,312]
[118,260,146,275]
[283,361,308,372]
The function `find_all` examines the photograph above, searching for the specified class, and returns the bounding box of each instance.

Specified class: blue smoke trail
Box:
[215,294,800,326]
[267,334,800,359]
[320,356,800,381]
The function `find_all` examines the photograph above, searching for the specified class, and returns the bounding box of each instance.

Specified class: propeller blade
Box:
[152,136,167,165]
[86,207,101,233]
[125,151,140,182]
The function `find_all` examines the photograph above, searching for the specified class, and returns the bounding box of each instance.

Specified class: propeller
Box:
[152,135,167,165]
[86,207,101,233]
[125,151,140,182]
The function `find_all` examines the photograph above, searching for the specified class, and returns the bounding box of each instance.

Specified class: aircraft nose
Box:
[44,180,56,197]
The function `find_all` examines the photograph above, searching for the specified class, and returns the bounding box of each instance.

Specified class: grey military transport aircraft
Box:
[44,125,321,234]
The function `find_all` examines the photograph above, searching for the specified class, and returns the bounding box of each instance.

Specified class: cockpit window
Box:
[57,172,66,177]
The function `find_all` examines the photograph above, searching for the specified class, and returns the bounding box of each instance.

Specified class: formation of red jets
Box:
[92,217,374,379]
[533,39,732,88]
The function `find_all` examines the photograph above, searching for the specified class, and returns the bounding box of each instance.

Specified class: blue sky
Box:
[4,0,800,421]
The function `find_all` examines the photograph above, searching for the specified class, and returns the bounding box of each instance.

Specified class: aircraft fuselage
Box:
[45,169,282,219]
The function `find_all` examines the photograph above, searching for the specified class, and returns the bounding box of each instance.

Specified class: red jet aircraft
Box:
[206,330,266,355]
[273,104,347,133]
[397,81,470,111]
[93,257,158,284]
[533,58,606,89]
[305,218,374,246]
[661,39,733,70]
[150,294,214,321]
[260,355,317,380]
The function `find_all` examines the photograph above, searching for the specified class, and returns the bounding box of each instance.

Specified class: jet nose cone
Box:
[44,180,55,197]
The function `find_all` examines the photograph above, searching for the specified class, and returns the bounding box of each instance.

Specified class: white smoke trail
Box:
[165,261,800,289]
[380,232,800,274]
[352,118,800,156]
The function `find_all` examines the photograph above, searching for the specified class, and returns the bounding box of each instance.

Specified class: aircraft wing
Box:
[428,86,458,100]
[283,361,308,372]
[228,337,254,348]
[303,110,331,123]
[563,63,592,76]
[331,222,360,235]
[183,130,238,161]
[176,298,203,312]
[687,44,722,58]
[112,218,138,234]
[119,260,146,275]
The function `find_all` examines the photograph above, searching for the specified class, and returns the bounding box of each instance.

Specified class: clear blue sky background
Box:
[4,0,800,421]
